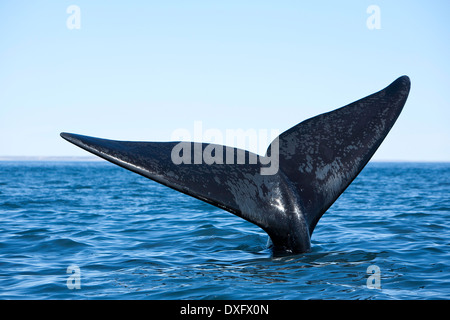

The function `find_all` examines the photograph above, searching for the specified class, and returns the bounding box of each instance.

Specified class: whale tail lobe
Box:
[274,75,410,236]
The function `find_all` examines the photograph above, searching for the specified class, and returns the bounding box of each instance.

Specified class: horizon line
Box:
[0,156,448,163]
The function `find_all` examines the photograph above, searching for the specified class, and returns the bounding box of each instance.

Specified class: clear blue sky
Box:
[1,1,449,161]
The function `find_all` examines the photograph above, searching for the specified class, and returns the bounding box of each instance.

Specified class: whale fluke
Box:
[61,76,410,254]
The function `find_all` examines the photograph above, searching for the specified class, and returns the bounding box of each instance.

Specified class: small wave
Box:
[1,161,449,299]
[33,238,91,251]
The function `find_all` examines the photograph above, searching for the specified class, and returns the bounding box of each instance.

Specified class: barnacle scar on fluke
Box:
[61,76,410,254]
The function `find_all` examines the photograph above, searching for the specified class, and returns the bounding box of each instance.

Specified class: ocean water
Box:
[0,161,448,300]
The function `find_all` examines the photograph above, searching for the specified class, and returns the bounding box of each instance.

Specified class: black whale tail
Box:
[274,75,411,237]
[61,76,410,254]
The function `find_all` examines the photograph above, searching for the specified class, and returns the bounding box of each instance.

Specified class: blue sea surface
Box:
[0,161,449,299]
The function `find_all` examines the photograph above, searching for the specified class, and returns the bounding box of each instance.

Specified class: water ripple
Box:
[0,161,449,299]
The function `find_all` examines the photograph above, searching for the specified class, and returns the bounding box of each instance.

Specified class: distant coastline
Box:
[0,156,102,162]
[0,156,448,163]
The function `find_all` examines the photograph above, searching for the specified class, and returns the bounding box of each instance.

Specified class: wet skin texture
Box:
[61,76,410,254]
